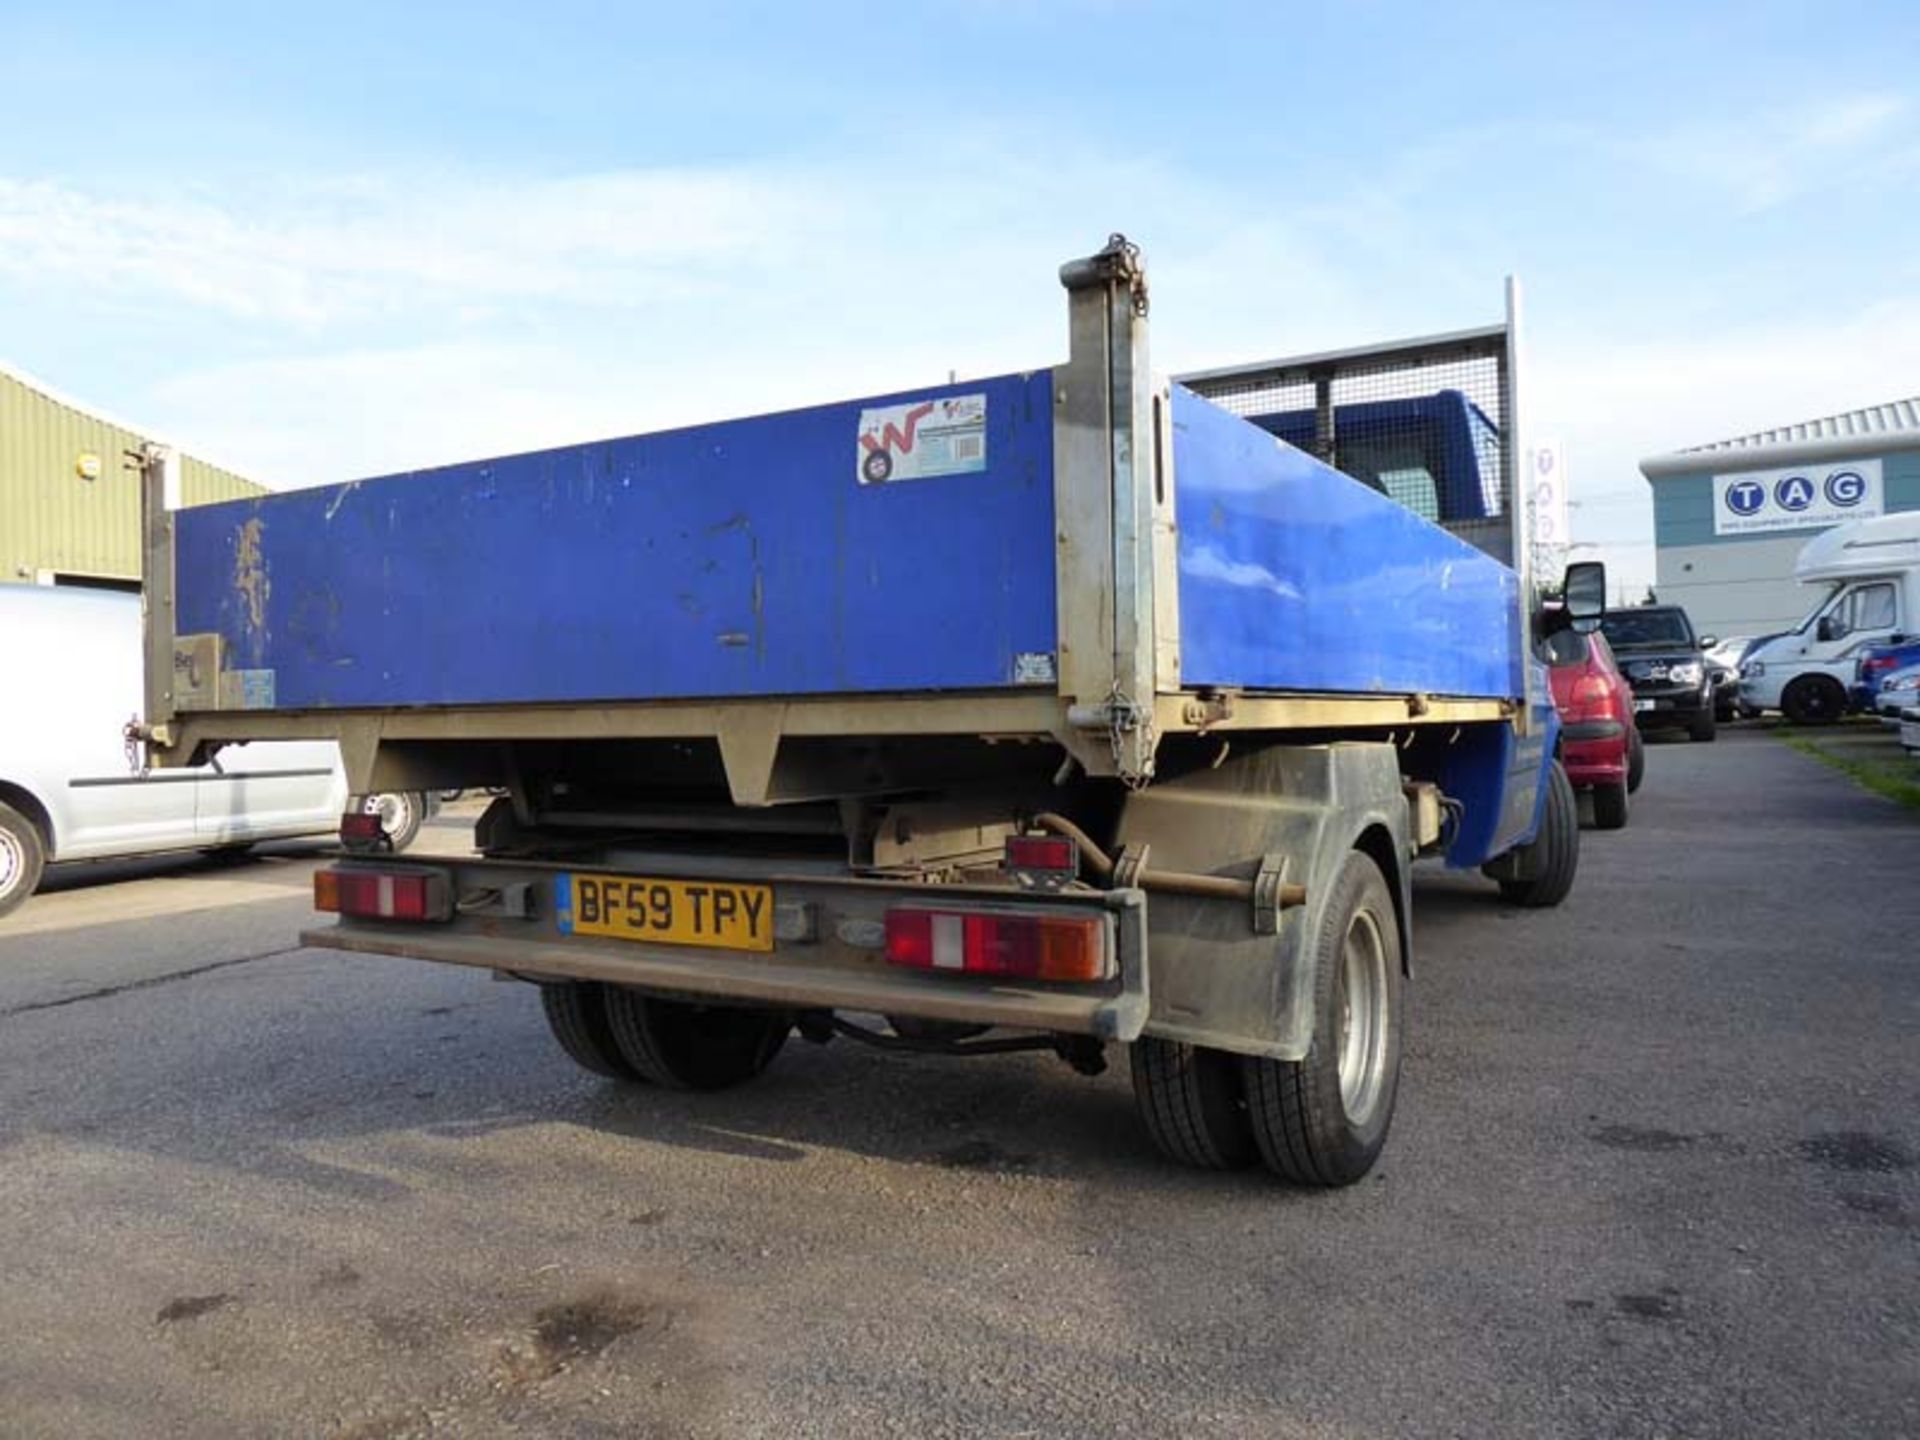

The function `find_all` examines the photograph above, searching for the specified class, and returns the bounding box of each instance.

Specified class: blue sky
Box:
[4,1,1918,594]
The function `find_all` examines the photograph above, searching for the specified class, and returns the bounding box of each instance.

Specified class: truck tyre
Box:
[1239,850,1402,1186]
[1130,1038,1256,1170]
[0,801,47,919]
[1782,675,1845,726]
[1591,779,1629,830]
[355,791,426,852]
[1687,706,1717,743]
[539,982,644,1080]
[1626,726,1645,794]
[602,989,789,1090]
[1492,760,1578,908]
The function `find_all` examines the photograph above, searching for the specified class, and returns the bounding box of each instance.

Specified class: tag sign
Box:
[1530,440,1568,545]
[1714,459,1883,535]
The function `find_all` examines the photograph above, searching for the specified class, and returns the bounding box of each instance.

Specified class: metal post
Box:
[1056,235,1159,783]
[1503,275,1537,731]
[138,443,177,754]
[1312,372,1337,465]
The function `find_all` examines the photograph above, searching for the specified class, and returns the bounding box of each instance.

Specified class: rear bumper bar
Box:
[301,855,1152,1042]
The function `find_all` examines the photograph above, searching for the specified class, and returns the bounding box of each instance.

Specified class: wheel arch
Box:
[1116,741,1412,1060]
[1349,820,1411,978]
[0,781,55,853]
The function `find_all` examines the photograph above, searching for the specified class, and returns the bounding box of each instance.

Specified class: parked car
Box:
[1873,663,1920,721]
[0,585,426,917]
[1854,638,1920,712]
[1598,604,1718,742]
[1704,635,1753,722]
[1545,627,1634,828]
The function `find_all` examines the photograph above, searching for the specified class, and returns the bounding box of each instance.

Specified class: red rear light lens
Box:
[884,908,1109,982]
[314,866,452,922]
[1569,676,1617,717]
[1005,834,1078,876]
[339,812,386,848]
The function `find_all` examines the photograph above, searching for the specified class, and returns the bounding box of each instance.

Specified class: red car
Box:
[1545,628,1639,829]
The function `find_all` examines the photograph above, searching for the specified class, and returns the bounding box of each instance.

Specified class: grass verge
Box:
[1775,725,1920,812]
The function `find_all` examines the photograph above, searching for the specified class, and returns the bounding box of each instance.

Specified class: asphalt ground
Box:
[0,730,1915,1439]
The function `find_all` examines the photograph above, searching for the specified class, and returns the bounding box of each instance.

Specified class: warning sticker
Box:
[857,393,987,484]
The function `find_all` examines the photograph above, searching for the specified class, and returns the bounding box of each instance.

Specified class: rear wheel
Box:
[1591,779,1629,830]
[602,989,790,1090]
[539,982,644,1080]
[0,802,47,919]
[1240,850,1403,1186]
[1782,675,1845,726]
[1490,759,1579,908]
[1626,726,1645,794]
[1130,1039,1257,1170]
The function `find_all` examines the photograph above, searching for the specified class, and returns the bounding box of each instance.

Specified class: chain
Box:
[1098,233,1150,318]
[1104,685,1156,790]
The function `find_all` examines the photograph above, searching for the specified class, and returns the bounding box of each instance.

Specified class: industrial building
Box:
[1639,397,1920,639]
[1,362,262,590]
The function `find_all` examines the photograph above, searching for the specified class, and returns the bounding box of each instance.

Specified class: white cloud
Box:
[1632,91,1914,212]
[0,170,820,326]
[57,148,1430,486]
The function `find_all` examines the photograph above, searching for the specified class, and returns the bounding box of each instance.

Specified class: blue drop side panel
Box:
[1171,385,1521,698]
[173,372,1057,708]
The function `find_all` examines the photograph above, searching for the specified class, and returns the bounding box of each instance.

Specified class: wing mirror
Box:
[1699,634,1719,650]
[1560,561,1607,635]
[1816,616,1842,643]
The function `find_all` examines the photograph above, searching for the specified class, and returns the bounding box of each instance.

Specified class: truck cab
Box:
[1739,512,1920,723]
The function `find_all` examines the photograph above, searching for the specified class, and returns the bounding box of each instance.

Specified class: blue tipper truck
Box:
[136,236,1604,1186]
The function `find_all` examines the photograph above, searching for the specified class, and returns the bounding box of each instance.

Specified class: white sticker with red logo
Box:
[857,393,987,485]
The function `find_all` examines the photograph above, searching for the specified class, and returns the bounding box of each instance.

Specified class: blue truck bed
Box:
[171,378,1518,711]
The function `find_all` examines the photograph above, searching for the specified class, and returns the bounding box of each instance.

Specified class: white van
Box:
[0,585,424,916]
[1739,512,1920,723]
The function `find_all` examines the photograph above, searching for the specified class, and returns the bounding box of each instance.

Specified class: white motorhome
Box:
[1739,511,1920,723]
[0,585,424,916]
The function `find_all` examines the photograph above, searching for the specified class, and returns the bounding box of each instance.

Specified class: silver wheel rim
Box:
[362,792,414,837]
[0,828,22,895]
[1336,908,1390,1124]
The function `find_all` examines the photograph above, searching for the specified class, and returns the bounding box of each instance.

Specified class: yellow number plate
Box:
[556,873,774,952]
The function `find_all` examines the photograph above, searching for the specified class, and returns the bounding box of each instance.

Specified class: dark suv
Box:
[1598,605,1717,742]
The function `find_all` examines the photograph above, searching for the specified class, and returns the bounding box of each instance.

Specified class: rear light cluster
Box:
[1565,675,1622,721]
[314,866,452,922]
[1004,834,1077,875]
[885,908,1110,982]
[339,811,387,849]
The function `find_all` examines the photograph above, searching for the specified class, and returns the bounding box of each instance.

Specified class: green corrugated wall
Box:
[0,367,264,585]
